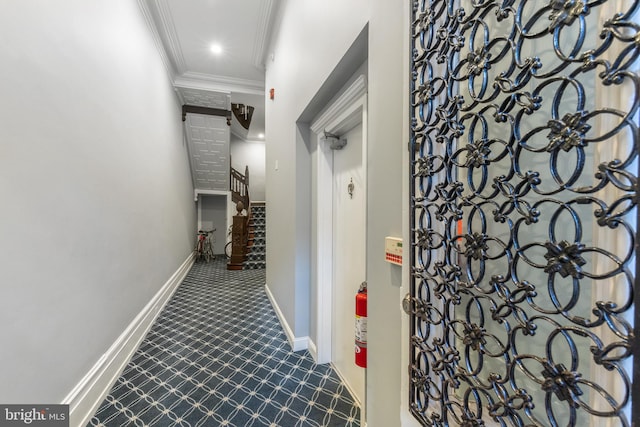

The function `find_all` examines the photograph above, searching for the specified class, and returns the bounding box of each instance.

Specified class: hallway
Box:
[88,260,360,427]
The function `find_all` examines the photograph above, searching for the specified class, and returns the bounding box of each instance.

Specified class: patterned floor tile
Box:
[88,258,360,427]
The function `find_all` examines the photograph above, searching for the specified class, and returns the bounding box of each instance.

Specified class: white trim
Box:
[197,196,202,231]
[136,0,176,83]
[310,75,368,366]
[251,0,275,68]
[175,72,265,96]
[195,191,232,239]
[307,338,318,363]
[332,363,362,409]
[63,254,195,427]
[315,138,334,364]
[264,284,309,352]
[155,0,187,74]
[310,75,367,134]
[181,72,265,90]
[194,189,231,202]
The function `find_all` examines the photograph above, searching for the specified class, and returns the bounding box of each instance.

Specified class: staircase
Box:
[227,164,266,270]
[244,203,266,269]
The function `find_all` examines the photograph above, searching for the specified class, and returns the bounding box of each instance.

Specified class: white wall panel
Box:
[265,0,405,425]
[0,0,195,404]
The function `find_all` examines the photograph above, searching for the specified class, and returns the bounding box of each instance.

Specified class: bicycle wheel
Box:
[204,240,214,262]
[224,241,232,259]
[194,238,204,261]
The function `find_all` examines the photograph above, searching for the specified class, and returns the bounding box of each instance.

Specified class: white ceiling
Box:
[141,0,278,141]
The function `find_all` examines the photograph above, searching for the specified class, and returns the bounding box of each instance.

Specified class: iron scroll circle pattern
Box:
[409,1,639,426]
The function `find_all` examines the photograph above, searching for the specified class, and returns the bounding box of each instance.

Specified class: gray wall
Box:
[200,195,228,254]
[0,1,195,403]
[230,135,266,202]
[265,0,406,425]
[307,60,368,362]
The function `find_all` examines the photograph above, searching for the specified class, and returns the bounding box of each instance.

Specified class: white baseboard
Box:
[292,336,309,352]
[63,253,195,427]
[332,363,362,409]
[307,338,318,363]
[264,284,309,352]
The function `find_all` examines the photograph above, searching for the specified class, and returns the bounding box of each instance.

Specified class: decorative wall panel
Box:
[178,88,231,110]
[185,114,230,191]
[408,1,639,425]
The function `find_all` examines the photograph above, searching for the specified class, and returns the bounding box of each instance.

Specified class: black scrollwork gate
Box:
[408,1,639,425]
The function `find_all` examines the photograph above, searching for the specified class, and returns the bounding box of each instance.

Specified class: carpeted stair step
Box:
[244,204,266,270]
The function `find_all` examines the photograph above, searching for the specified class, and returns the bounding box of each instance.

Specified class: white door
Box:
[332,122,366,406]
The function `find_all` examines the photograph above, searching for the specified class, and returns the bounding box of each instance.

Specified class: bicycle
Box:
[194,229,215,262]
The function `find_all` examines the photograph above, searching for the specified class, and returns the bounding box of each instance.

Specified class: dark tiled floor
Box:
[88,259,360,427]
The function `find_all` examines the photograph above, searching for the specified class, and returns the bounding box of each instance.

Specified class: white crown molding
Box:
[174,87,185,104]
[181,72,265,90]
[310,74,368,133]
[155,0,188,74]
[137,0,176,82]
[251,0,275,68]
[175,72,265,96]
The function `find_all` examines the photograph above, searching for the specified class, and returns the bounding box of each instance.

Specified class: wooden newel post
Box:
[227,201,247,270]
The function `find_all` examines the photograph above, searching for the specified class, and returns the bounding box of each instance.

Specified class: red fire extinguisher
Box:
[355,281,367,368]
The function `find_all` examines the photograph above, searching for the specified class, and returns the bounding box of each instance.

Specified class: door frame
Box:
[310,74,368,364]
[195,190,233,249]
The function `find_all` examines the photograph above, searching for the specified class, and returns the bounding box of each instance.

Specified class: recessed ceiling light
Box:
[258,133,265,139]
[210,44,223,55]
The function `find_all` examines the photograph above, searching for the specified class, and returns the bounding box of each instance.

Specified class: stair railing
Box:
[230,165,250,209]
[228,165,252,270]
